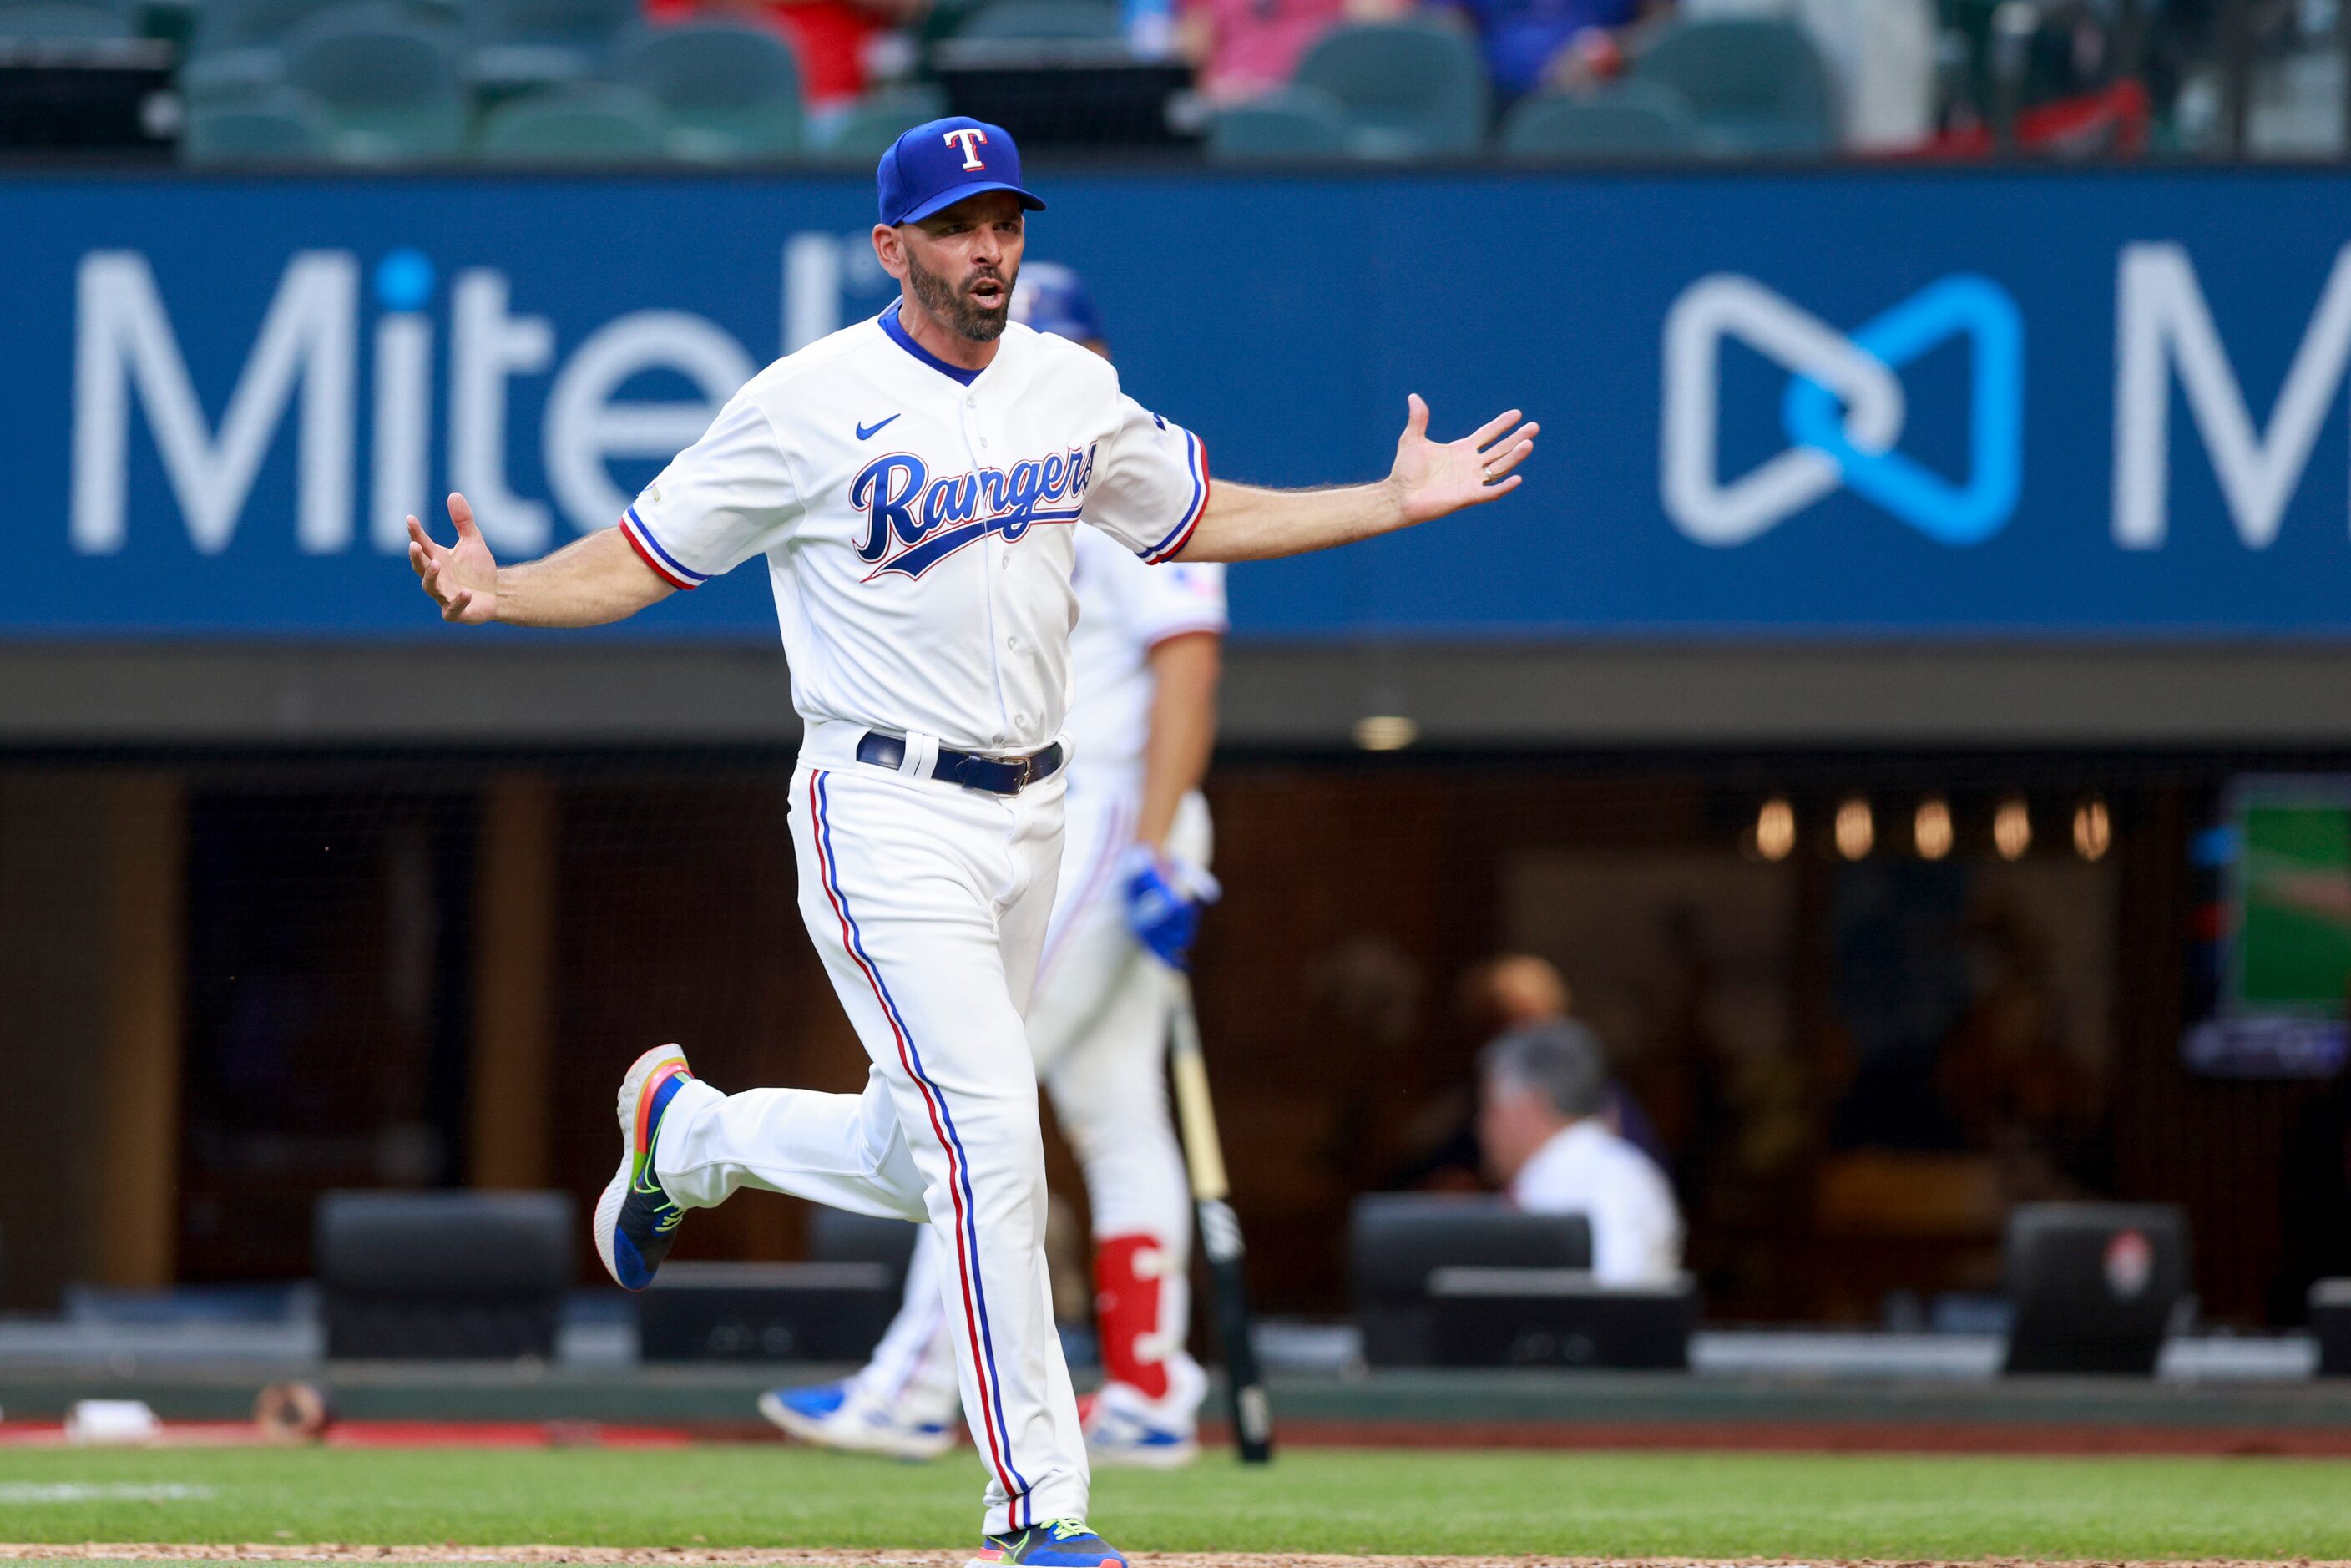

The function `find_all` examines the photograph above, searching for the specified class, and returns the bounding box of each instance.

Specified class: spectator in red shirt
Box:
[1177,0,1406,104]
[647,0,923,106]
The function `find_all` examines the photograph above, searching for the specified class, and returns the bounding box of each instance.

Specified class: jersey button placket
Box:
[967,385,1016,746]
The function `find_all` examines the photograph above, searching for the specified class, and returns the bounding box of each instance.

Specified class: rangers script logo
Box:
[851,445,1098,580]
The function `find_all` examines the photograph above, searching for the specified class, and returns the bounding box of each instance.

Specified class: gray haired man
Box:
[1477,1020,1684,1286]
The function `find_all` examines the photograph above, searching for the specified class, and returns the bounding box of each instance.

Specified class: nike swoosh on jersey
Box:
[857,414,902,441]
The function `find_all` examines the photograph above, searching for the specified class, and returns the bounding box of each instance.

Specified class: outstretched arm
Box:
[407,493,673,627]
[1173,397,1537,564]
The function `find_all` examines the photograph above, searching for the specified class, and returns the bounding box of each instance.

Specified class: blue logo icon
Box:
[1661,273,2026,547]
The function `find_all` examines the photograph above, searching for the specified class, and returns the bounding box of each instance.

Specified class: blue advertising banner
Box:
[8,169,2351,640]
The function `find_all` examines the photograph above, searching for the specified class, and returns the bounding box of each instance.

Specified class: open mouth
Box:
[967,276,1008,309]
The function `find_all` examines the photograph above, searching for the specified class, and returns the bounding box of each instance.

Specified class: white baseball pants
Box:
[848,781,1211,1432]
[653,757,1084,1535]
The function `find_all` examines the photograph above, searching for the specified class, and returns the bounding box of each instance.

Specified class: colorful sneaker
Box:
[972,1519,1128,1568]
[756,1380,957,1461]
[592,1044,695,1291]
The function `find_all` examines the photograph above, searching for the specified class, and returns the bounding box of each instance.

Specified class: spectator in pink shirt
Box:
[1179,0,1407,104]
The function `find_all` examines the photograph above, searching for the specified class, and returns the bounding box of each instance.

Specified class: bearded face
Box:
[904,241,1015,344]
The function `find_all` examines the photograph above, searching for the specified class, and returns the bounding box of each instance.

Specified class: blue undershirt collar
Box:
[881,299,983,386]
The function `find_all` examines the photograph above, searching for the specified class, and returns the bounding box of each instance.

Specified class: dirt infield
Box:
[3,1551,2348,1568]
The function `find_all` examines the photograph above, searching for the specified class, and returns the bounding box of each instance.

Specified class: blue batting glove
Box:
[1120,845,1221,970]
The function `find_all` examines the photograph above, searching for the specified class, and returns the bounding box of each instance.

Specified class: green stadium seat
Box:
[465,0,636,98]
[180,0,445,102]
[1291,18,1487,159]
[620,21,804,164]
[1630,16,1836,156]
[476,82,669,164]
[0,3,132,38]
[807,83,948,164]
[284,13,464,162]
[181,85,335,163]
[953,0,1122,41]
[191,0,350,48]
[1499,82,1712,161]
[1205,84,1352,161]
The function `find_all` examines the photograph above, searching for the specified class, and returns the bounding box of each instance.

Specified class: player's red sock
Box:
[1093,1233,1170,1401]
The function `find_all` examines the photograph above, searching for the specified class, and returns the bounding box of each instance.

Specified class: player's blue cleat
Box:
[593,1044,696,1291]
[757,1379,958,1460]
[970,1520,1128,1568]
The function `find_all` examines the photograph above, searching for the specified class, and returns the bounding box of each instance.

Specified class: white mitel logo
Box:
[66,234,887,559]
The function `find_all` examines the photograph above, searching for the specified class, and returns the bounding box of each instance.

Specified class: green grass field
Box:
[4,1445,2351,1560]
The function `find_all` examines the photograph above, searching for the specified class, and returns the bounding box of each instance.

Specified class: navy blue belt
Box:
[855,731,1066,796]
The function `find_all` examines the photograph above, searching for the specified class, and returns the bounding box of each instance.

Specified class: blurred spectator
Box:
[1458,950,1570,1037]
[1180,0,1407,104]
[1433,0,1661,106]
[1479,1019,1684,1285]
[648,0,924,106]
[1682,0,1934,150]
[1460,951,1667,1166]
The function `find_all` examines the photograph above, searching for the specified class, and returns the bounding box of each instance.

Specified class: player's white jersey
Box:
[1063,528,1227,783]
[620,304,1209,756]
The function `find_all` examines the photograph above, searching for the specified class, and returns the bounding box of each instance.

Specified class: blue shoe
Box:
[592,1044,695,1291]
[758,1379,957,1460]
[972,1520,1128,1568]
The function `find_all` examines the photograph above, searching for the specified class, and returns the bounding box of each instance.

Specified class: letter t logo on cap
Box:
[943,127,989,169]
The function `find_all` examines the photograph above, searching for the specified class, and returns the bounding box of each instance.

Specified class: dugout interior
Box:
[3,645,2348,1334]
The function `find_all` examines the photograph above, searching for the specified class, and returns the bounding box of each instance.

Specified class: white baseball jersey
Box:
[1064,527,1227,781]
[1510,1119,1686,1287]
[618,302,1210,756]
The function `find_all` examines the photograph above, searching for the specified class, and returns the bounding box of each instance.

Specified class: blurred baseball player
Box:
[408,116,1534,1567]
[759,262,1225,1469]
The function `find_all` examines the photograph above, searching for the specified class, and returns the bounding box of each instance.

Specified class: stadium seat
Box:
[283,12,463,162]
[476,82,669,164]
[1291,19,1486,159]
[1499,82,1711,160]
[807,83,948,164]
[182,84,336,162]
[465,0,637,98]
[0,3,131,38]
[180,0,351,100]
[1205,84,1352,161]
[316,1190,572,1361]
[620,22,804,163]
[1631,16,1836,156]
[954,0,1122,40]
[180,0,453,102]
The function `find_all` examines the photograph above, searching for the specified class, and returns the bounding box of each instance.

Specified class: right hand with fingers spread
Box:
[407,493,500,625]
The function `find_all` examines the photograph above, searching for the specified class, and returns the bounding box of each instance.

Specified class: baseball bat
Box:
[1167,974,1273,1464]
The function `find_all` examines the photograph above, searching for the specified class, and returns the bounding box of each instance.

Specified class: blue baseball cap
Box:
[877,116,1046,227]
[1010,261,1103,344]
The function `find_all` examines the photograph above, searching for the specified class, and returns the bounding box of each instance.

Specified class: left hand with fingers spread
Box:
[407,492,502,625]
[1388,393,1540,526]
[1121,843,1222,970]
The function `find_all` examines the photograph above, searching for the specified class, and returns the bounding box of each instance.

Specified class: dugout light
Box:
[1835,796,1874,861]
[1353,714,1418,751]
[1914,796,1954,861]
[1995,797,2032,861]
[1755,797,1796,862]
[2074,797,2111,862]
